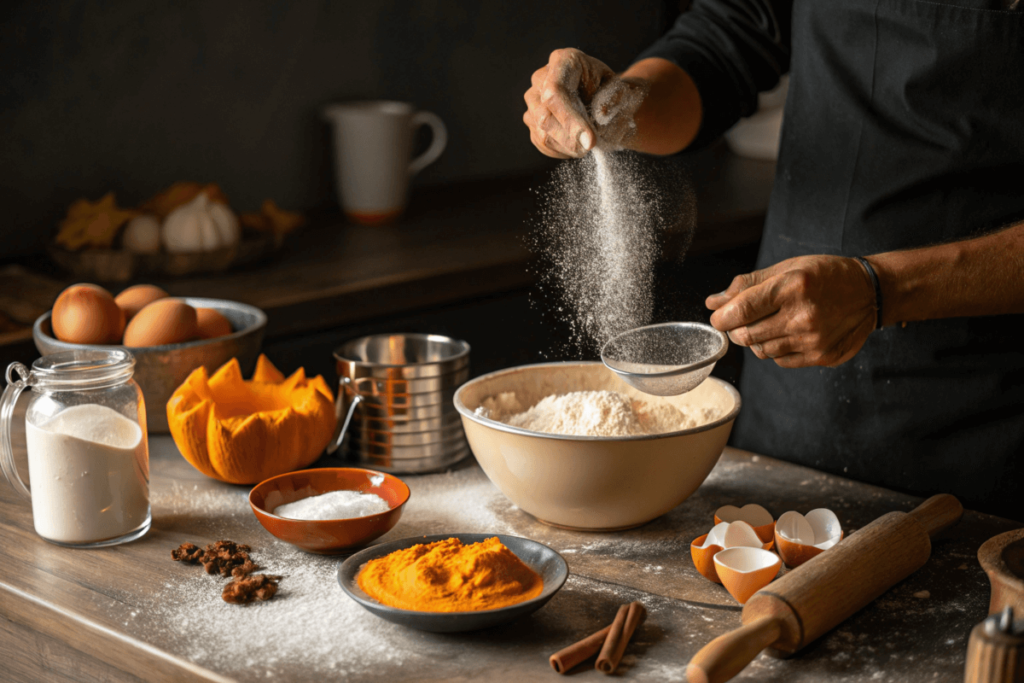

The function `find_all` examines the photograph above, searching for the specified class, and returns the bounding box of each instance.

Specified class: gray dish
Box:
[33,297,266,432]
[337,533,568,633]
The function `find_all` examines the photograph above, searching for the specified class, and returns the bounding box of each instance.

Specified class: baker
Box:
[522,2,1024,520]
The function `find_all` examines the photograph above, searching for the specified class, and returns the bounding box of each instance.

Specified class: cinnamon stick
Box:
[595,601,647,674]
[594,604,630,673]
[549,623,613,674]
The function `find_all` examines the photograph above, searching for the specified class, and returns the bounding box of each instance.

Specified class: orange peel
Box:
[166,355,336,484]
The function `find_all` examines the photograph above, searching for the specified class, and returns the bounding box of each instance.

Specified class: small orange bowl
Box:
[249,467,410,554]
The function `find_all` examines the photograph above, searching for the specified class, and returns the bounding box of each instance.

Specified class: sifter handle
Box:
[907,494,963,537]
[686,616,783,683]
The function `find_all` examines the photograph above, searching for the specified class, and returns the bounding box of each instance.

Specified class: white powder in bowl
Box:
[273,490,390,520]
[475,390,720,437]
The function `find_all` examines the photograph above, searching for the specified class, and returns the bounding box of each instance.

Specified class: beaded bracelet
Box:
[853,257,883,330]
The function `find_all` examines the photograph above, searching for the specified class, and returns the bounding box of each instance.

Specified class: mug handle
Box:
[409,111,448,175]
[0,363,32,499]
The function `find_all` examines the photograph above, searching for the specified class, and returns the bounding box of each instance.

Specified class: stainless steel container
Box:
[329,333,470,473]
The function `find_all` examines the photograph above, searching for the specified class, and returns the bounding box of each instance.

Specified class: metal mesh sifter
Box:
[601,322,729,396]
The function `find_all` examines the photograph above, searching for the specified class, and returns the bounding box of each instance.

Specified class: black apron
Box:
[731,0,1024,520]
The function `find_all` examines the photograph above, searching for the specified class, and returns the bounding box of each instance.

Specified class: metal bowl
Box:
[351,446,471,473]
[346,422,466,447]
[348,411,462,434]
[33,297,266,433]
[341,369,470,396]
[346,436,469,460]
[334,333,470,380]
[355,401,454,421]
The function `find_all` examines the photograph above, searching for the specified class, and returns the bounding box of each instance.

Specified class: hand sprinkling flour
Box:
[589,76,647,151]
[532,75,693,355]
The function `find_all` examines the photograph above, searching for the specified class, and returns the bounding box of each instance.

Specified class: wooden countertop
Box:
[0,143,774,350]
[1,428,1017,682]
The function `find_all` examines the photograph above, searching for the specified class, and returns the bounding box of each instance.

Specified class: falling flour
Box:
[475,390,720,437]
[532,77,695,356]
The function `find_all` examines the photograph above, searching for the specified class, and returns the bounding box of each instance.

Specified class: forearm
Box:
[619,58,702,156]
[870,220,1024,326]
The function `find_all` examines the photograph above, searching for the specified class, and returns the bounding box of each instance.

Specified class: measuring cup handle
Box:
[327,393,363,455]
[0,362,32,499]
[328,377,367,455]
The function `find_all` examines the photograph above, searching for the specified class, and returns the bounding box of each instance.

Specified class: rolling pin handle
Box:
[906,494,963,538]
[687,616,783,683]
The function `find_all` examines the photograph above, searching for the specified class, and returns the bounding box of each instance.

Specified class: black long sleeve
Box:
[636,0,792,148]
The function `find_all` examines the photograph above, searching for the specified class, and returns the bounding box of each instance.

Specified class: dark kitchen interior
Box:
[2,2,1021,682]
[0,0,765,382]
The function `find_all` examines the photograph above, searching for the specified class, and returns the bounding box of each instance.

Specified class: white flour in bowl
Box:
[474,390,719,437]
[272,490,390,520]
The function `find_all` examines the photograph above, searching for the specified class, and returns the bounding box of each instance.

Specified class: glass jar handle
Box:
[0,362,32,499]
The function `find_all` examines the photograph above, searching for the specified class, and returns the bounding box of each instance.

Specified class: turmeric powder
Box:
[357,537,544,612]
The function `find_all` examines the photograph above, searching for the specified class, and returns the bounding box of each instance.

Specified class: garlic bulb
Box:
[123,214,162,253]
[162,192,240,253]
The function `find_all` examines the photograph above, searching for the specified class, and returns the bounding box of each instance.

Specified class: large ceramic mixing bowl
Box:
[454,362,740,531]
[33,297,266,433]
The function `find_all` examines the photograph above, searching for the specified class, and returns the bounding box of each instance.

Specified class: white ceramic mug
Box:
[323,101,447,225]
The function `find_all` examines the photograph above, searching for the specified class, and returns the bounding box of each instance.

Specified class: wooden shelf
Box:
[1,143,774,356]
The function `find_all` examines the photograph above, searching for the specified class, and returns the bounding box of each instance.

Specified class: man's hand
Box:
[705,256,878,368]
[523,49,617,159]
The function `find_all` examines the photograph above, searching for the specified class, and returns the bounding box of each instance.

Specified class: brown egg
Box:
[114,284,169,322]
[123,299,199,347]
[51,283,125,344]
[195,307,233,339]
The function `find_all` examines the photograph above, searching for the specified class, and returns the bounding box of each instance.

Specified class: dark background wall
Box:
[0,0,674,260]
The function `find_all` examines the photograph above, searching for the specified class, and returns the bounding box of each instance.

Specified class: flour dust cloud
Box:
[531,148,695,357]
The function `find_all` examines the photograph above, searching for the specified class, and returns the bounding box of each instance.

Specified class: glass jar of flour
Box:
[0,349,150,547]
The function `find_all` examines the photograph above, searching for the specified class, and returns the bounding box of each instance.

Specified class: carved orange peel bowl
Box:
[691,520,770,583]
[774,508,844,568]
[713,547,782,604]
[714,503,776,549]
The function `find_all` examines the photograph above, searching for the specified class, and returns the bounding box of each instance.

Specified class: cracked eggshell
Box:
[714,547,781,604]
[774,508,844,567]
[714,503,776,548]
[690,520,765,584]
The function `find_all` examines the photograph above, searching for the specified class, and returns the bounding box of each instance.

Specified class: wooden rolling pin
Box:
[687,494,963,683]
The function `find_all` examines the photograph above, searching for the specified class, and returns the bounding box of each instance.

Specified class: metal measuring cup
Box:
[328,333,471,472]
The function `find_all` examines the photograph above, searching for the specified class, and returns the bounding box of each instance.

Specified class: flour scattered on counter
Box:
[140,466,523,681]
[475,390,719,437]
